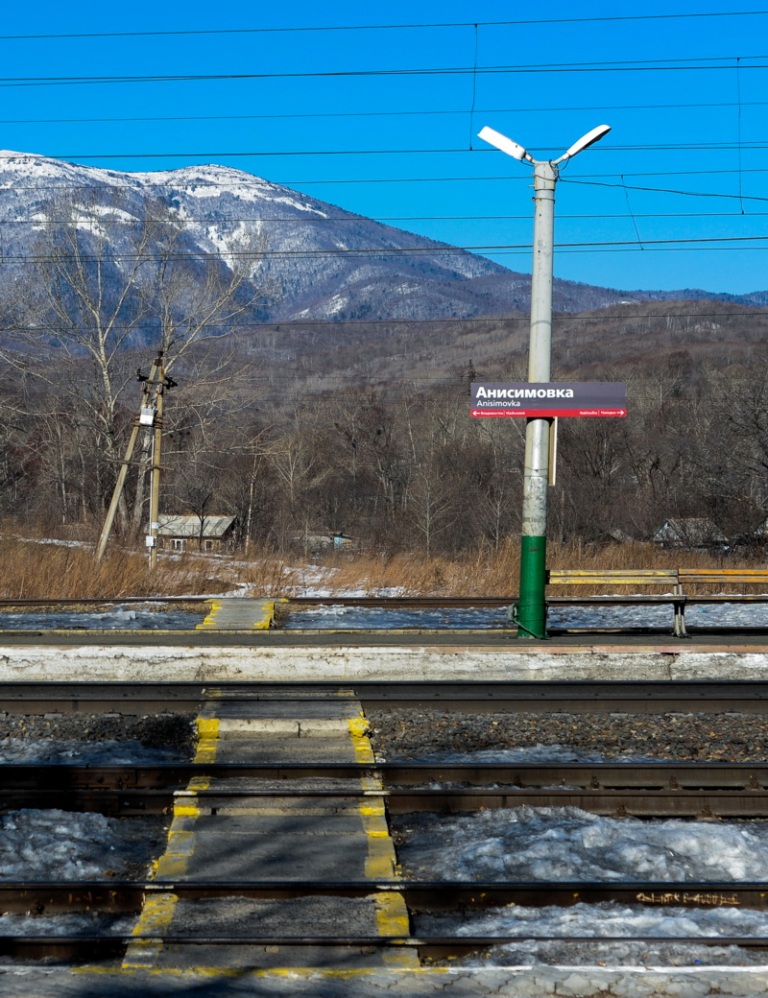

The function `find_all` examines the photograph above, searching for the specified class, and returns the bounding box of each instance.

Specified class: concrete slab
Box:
[4,965,768,996]
[149,896,398,970]
[187,812,375,835]
[3,642,768,682]
[196,599,282,631]
[125,693,410,976]
[203,701,364,720]
[211,739,360,763]
[160,830,373,882]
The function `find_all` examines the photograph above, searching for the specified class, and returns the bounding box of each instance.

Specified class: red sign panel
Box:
[470,382,626,418]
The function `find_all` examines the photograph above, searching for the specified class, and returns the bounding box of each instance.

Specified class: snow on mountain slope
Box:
[0,151,756,323]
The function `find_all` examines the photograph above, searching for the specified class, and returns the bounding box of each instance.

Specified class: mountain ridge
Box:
[0,150,764,325]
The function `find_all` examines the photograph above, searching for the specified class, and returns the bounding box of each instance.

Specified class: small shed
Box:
[652,517,727,549]
[289,532,355,556]
[157,514,237,553]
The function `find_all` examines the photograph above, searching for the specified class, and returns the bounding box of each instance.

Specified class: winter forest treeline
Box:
[3,344,768,556]
[2,200,768,556]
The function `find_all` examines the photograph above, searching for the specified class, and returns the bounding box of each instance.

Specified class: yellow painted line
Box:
[252,599,276,630]
[253,597,289,629]
[375,891,412,937]
[194,717,220,764]
[347,716,375,764]
[346,714,419,970]
[365,837,398,880]
[196,600,221,630]
[120,892,180,969]
[122,711,220,969]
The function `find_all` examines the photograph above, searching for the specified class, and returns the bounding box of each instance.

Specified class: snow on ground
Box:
[407,743,658,765]
[400,807,768,966]
[2,590,767,967]
[397,806,768,883]
[0,911,135,943]
[4,599,768,631]
[0,607,205,631]
[282,600,768,630]
[418,901,768,966]
[0,739,185,764]
[0,809,165,881]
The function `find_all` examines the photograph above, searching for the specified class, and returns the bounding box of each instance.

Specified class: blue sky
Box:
[2,0,767,295]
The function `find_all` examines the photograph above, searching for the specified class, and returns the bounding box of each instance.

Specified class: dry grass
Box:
[0,533,760,599]
[0,537,221,599]
[278,541,759,597]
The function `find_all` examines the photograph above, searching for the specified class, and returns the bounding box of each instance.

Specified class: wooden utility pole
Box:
[95,352,174,566]
[147,356,166,570]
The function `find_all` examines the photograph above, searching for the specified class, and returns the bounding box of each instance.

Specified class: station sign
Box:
[470,382,627,418]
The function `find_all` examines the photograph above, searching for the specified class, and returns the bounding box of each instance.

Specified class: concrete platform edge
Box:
[0,963,766,997]
[0,644,768,681]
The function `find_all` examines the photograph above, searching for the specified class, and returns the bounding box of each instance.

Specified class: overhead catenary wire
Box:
[0,14,761,295]
[0,9,766,41]
[1,53,768,89]
[24,140,768,161]
[3,98,768,127]
[4,232,768,264]
[3,166,768,193]
[4,210,768,225]
[4,306,766,336]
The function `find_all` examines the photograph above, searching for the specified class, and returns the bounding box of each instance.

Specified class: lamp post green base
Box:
[516,534,548,639]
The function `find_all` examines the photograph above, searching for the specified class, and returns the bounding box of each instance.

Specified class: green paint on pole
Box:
[517,534,548,639]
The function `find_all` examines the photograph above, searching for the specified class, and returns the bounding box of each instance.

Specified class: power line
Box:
[3,165,768,194]
[1,57,768,90]
[565,178,768,204]
[31,140,768,161]
[3,99,768,127]
[4,210,768,226]
[4,233,768,265]
[4,308,766,334]
[0,10,765,41]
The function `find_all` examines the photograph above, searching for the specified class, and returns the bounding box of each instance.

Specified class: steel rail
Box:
[287,596,514,607]
[0,879,761,911]
[4,680,768,714]
[6,762,768,817]
[1,933,767,963]
[4,760,768,786]
[3,789,768,818]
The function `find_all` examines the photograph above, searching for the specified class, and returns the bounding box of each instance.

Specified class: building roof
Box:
[652,517,727,546]
[157,514,236,539]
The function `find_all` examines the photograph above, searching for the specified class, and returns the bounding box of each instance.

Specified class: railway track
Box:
[5,679,768,712]
[2,681,768,972]
[4,761,768,816]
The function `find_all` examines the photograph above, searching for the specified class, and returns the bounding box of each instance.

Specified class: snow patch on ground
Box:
[398,807,768,882]
[0,739,184,764]
[0,810,164,880]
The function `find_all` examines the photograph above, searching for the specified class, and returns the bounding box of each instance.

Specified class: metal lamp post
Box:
[478,124,611,639]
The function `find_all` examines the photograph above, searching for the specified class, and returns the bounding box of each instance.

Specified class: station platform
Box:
[0,635,767,683]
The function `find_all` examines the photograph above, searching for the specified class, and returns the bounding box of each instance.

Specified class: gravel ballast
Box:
[367,709,768,762]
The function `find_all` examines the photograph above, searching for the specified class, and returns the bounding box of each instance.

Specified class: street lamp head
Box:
[479,123,611,166]
[556,124,611,164]
[477,125,532,163]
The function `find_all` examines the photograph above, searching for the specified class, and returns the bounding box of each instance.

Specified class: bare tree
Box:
[0,191,271,536]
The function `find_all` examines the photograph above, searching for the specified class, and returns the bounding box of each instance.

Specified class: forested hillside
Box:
[2,299,767,556]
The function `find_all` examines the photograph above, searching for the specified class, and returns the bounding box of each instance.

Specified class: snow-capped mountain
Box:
[0,151,633,327]
[0,151,764,330]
